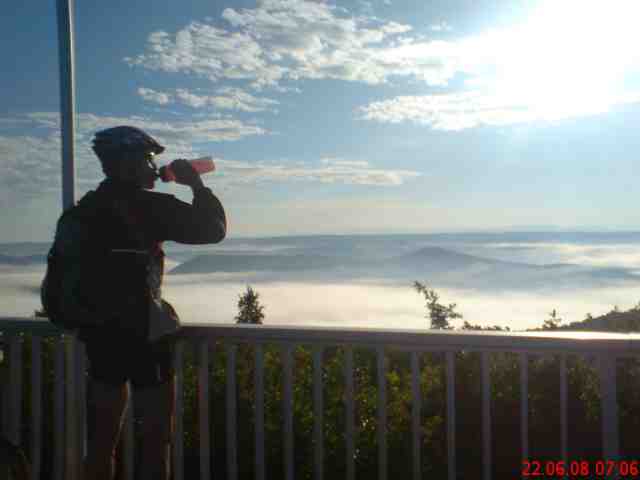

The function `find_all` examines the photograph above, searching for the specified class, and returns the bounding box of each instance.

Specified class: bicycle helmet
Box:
[92,126,165,155]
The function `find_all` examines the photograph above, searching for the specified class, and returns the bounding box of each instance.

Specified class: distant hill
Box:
[0,254,46,266]
[383,246,524,270]
[169,253,350,274]
[167,245,640,292]
[553,309,640,333]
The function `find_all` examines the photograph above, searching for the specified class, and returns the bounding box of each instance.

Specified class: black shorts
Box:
[85,334,174,388]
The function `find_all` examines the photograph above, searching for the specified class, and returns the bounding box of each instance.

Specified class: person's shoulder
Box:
[133,189,181,210]
[137,189,176,201]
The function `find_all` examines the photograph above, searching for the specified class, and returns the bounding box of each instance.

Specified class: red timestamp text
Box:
[522,459,640,478]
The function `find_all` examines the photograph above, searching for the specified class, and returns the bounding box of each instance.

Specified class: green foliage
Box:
[461,321,509,331]
[542,309,563,330]
[413,281,462,329]
[235,286,265,325]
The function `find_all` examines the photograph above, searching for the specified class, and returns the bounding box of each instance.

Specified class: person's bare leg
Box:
[136,377,175,480]
[84,380,129,480]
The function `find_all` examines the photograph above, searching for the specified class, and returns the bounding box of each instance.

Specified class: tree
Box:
[235,285,265,325]
[461,321,509,331]
[413,281,462,329]
[542,309,562,330]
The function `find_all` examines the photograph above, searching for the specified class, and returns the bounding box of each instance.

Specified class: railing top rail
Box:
[3,317,640,354]
[182,323,640,354]
[0,317,61,335]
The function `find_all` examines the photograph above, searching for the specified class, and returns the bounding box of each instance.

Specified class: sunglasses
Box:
[142,152,160,176]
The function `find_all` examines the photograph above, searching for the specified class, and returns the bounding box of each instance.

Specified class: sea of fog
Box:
[3,232,640,331]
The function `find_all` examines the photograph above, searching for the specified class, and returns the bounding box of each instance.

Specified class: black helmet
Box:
[92,126,165,155]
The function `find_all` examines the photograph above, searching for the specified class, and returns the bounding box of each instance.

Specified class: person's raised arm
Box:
[155,159,227,244]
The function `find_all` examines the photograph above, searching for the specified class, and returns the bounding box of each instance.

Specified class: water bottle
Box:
[158,156,216,182]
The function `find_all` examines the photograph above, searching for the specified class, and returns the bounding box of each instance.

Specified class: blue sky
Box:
[3,0,640,242]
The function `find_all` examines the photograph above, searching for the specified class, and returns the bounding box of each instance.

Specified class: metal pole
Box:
[56,2,79,479]
[56,0,76,210]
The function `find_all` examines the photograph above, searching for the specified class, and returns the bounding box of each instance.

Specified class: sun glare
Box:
[473,0,640,120]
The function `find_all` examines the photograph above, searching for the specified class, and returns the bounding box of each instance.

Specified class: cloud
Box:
[125,0,640,130]
[430,21,452,32]
[217,156,421,186]
[5,263,640,330]
[0,111,270,205]
[0,134,65,205]
[0,112,420,207]
[138,86,279,112]
[10,111,267,145]
[358,91,640,130]
[138,87,172,105]
[125,0,466,89]
[488,242,640,270]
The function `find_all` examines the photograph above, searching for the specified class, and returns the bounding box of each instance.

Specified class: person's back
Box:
[80,126,226,480]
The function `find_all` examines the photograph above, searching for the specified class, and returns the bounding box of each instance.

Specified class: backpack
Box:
[41,192,113,330]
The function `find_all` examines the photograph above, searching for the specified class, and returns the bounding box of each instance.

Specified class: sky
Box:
[3,0,640,242]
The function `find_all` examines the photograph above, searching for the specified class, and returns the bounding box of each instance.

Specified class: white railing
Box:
[1,317,638,480]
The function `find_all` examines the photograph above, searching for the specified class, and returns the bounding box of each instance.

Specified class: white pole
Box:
[56,2,79,479]
[56,0,76,210]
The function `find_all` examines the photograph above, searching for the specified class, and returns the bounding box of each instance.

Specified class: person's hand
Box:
[170,159,204,188]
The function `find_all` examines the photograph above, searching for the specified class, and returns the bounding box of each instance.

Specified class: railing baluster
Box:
[226,344,237,480]
[411,352,421,480]
[8,335,23,446]
[123,384,134,480]
[31,336,42,480]
[376,347,387,480]
[1,338,6,438]
[446,351,456,480]
[481,352,491,480]
[313,346,323,480]
[76,342,87,461]
[255,344,265,480]
[345,347,355,480]
[199,340,211,480]
[599,355,620,475]
[53,335,65,480]
[283,345,294,480]
[560,354,568,476]
[520,353,529,461]
[65,335,79,480]
[174,341,184,480]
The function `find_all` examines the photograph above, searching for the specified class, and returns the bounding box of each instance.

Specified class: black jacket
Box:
[74,179,227,338]
[94,179,226,246]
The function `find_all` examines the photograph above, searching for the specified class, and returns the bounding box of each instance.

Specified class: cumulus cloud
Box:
[358,91,640,130]
[138,87,172,105]
[125,0,640,130]
[0,111,269,205]
[10,111,267,145]
[138,86,279,112]
[430,21,452,32]
[0,112,420,206]
[124,0,465,89]
[217,156,421,186]
[0,134,65,204]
